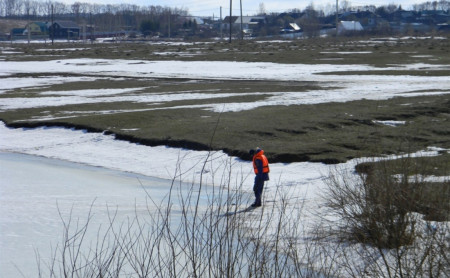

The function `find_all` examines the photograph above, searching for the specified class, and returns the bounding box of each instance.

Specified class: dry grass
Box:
[1,37,449,164]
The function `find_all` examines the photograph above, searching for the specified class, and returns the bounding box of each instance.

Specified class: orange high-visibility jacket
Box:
[253,150,270,174]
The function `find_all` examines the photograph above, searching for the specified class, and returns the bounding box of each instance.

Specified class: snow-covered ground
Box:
[1,59,449,114]
[1,52,449,277]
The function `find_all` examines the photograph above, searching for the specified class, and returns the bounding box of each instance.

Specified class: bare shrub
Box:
[35,154,330,278]
[323,154,450,277]
[34,150,449,278]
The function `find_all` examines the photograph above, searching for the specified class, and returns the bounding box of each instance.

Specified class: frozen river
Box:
[0,151,225,277]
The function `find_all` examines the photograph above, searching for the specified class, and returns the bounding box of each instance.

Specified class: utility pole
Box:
[336,0,339,36]
[220,6,223,40]
[168,9,171,38]
[83,24,86,42]
[27,22,30,44]
[89,12,93,44]
[240,0,243,39]
[51,4,54,45]
[229,0,232,42]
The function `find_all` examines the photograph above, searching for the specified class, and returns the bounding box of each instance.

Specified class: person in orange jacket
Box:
[249,147,270,207]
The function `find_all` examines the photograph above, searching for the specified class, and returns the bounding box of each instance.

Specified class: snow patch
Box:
[373,120,406,127]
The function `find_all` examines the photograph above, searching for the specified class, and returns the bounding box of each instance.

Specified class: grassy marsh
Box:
[0,37,449,164]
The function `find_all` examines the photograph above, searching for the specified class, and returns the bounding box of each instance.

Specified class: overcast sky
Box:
[61,0,429,16]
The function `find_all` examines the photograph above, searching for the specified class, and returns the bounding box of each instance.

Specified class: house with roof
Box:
[418,10,450,24]
[223,16,266,27]
[280,23,301,34]
[437,23,450,32]
[222,15,266,36]
[184,16,205,25]
[10,28,26,39]
[48,21,80,39]
[178,16,214,37]
[337,21,364,34]
[339,11,380,31]
[24,22,48,36]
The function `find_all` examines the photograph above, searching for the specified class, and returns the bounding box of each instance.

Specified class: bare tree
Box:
[299,4,321,38]
[71,2,80,21]
[4,0,18,16]
[23,0,33,18]
[258,2,266,15]
[340,0,351,12]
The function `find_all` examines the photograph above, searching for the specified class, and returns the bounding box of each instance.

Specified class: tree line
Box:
[2,0,449,19]
[0,0,188,35]
[1,0,448,38]
[0,0,188,18]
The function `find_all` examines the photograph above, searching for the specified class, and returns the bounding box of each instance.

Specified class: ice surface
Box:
[0,151,227,277]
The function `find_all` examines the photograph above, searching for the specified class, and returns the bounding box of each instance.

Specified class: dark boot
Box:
[252,193,262,207]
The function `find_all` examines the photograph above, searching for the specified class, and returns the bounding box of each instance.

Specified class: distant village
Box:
[1,1,449,41]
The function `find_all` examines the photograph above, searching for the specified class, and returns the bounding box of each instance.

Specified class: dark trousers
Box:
[253,176,265,205]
